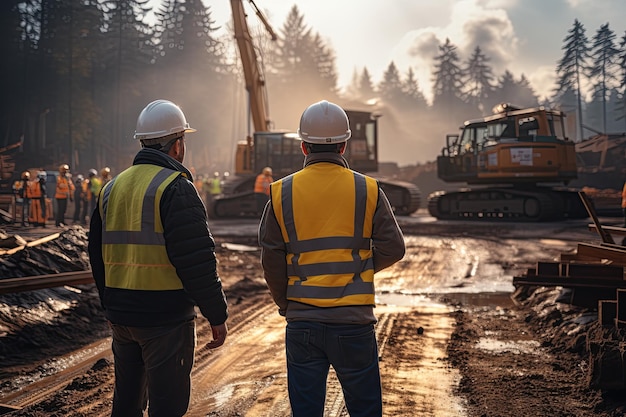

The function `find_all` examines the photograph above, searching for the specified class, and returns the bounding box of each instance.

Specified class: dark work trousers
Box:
[55,198,68,226]
[110,319,196,417]
[285,321,382,417]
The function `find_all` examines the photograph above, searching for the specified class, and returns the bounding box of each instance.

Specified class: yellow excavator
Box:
[207,0,420,218]
[428,103,588,221]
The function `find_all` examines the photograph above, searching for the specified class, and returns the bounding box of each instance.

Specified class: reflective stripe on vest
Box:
[99,165,182,291]
[271,162,378,307]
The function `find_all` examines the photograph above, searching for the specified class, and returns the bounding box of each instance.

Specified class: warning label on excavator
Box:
[510,148,533,166]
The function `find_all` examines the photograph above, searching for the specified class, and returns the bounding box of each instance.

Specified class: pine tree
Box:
[271,5,339,126]
[358,67,376,100]
[615,30,626,129]
[554,19,590,141]
[463,46,494,115]
[589,23,620,133]
[431,38,465,111]
[378,61,404,104]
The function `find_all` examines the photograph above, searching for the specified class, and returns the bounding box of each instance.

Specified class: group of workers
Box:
[87,98,405,417]
[12,165,111,227]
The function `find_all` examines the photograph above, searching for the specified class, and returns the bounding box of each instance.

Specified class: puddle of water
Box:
[475,337,540,355]
[378,291,515,309]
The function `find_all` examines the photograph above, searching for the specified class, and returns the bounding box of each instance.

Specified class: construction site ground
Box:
[0,211,625,416]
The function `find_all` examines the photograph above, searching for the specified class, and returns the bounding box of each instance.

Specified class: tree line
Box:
[2,1,625,177]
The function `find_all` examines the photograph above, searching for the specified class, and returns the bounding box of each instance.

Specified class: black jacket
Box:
[88,148,228,327]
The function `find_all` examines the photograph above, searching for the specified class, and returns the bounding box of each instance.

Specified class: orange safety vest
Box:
[55,175,75,199]
[254,173,273,196]
[622,182,626,209]
[27,181,46,224]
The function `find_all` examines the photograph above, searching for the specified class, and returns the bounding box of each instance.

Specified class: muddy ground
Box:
[0,216,625,416]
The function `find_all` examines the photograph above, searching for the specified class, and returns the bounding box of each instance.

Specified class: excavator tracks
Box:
[377,178,421,216]
[427,187,588,221]
[209,178,421,218]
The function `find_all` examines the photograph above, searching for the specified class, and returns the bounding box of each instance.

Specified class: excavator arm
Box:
[229,0,275,133]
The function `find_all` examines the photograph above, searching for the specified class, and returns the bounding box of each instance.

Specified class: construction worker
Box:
[206,171,221,204]
[13,171,30,226]
[88,99,228,417]
[101,167,112,185]
[72,174,85,225]
[87,168,102,216]
[80,175,90,225]
[27,171,47,227]
[259,100,405,417]
[55,164,75,227]
[254,166,273,215]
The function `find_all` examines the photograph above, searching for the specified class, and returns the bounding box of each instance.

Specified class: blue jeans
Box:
[110,319,196,417]
[286,321,382,417]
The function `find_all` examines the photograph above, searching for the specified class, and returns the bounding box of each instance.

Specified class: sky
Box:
[202,0,626,103]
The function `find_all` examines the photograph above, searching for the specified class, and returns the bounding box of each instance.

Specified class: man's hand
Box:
[206,322,228,349]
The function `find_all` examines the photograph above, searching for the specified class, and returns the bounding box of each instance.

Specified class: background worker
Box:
[13,171,30,226]
[55,164,75,227]
[254,166,273,215]
[258,100,405,417]
[72,174,85,225]
[27,171,47,227]
[101,166,112,185]
[87,168,102,216]
[88,99,228,417]
[208,171,222,200]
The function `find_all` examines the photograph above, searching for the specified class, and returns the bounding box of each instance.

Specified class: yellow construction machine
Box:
[207,0,420,218]
[428,103,588,221]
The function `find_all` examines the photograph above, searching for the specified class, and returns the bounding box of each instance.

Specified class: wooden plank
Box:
[567,263,623,280]
[579,191,615,244]
[599,300,617,326]
[0,271,93,295]
[0,233,61,256]
[537,261,562,276]
[618,289,626,323]
[513,275,626,289]
[576,243,626,264]
[589,224,626,236]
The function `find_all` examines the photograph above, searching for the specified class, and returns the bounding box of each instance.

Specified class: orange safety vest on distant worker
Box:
[55,175,75,199]
[254,173,273,196]
[27,180,46,225]
[622,182,626,209]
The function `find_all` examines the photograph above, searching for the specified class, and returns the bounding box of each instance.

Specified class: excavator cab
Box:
[343,110,378,173]
[437,104,578,185]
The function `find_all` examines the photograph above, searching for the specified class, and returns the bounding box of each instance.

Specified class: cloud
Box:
[390,0,520,103]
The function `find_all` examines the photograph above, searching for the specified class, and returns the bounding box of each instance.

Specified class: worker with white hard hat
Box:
[88,99,228,416]
[259,100,405,416]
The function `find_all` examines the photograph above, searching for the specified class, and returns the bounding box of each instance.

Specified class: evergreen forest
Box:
[2,0,625,179]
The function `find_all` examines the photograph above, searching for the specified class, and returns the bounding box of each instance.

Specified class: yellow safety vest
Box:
[99,165,183,291]
[271,162,378,307]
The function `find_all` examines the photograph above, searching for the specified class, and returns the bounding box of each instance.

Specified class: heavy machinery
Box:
[208,0,420,218]
[428,103,588,221]
[570,133,626,216]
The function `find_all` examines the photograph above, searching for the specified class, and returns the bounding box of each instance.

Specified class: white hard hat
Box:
[134,99,196,141]
[297,100,351,144]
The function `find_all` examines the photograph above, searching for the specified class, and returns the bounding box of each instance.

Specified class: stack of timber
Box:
[513,192,626,309]
[514,193,626,390]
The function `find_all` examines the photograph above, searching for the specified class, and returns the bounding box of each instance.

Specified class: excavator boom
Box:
[230,0,272,132]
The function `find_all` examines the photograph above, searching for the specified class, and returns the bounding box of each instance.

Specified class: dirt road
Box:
[0,215,624,416]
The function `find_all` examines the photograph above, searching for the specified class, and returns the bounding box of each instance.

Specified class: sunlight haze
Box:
[200,0,626,102]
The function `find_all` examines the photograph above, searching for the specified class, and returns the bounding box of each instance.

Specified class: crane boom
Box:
[229,0,274,132]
